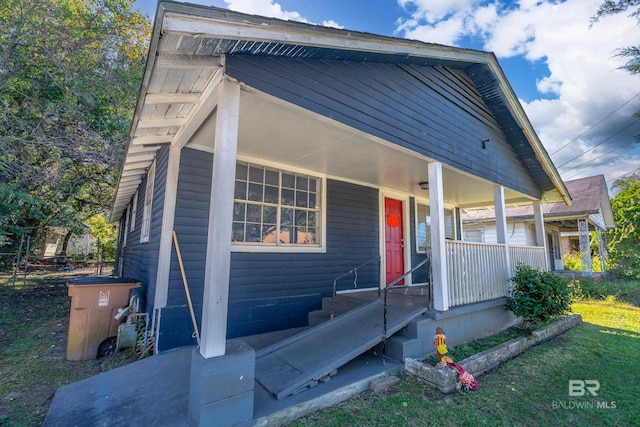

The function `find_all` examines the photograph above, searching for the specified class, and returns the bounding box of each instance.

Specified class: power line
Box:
[550,91,640,156]
[562,139,639,179]
[607,167,640,185]
[556,119,640,169]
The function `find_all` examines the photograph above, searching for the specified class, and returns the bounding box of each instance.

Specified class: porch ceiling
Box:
[187,88,535,209]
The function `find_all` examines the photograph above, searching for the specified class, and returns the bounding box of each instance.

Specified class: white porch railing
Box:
[508,245,547,277]
[445,241,547,307]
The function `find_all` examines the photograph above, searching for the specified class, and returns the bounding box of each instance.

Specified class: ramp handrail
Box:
[382,254,431,358]
[330,255,381,319]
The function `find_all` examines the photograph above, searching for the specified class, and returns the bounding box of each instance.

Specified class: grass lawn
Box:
[292,285,640,426]
[0,271,133,426]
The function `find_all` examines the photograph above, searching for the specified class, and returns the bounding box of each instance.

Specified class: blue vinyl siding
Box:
[225,55,541,199]
[157,148,381,348]
[119,146,169,313]
[158,148,211,350]
[227,179,380,338]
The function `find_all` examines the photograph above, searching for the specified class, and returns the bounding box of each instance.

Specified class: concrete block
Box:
[369,375,401,394]
[188,339,256,426]
[386,335,423,361]
[189,340,255,405]
[403,316,434,339]
[188,390,254,427]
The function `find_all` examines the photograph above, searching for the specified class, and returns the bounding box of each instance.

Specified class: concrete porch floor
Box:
[44,326,402,427]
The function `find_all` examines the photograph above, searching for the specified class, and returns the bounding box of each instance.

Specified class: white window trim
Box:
[464,227,485,243]
[140,161,156,244]
[231,158,327,253]
[123,205,130,247]
[130,190,138,232]
[414,197,456,254]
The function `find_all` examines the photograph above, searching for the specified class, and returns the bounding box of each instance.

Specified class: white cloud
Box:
[322,20,344,29]
[224,0,307,22]
[224,0,344,29]
[396,0,640,188]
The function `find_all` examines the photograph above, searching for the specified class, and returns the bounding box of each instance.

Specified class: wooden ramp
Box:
[255,293,427,399]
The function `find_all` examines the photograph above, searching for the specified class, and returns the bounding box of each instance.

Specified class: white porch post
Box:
[494,186,511,280]
[200,78,240,358]
[154,145,182,310]
[532,200,549,269]
[578,219,593,277]
[494,186,507,244]
[428,162,448,311]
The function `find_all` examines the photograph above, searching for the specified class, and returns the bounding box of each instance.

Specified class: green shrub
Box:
[563,252,603,272]
[506,264,571,329]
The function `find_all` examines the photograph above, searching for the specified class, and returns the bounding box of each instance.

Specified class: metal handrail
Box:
[382,254,431,360]
[330,255,381,319]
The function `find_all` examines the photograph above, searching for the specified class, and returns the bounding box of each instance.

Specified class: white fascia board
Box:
[160,8,489,65]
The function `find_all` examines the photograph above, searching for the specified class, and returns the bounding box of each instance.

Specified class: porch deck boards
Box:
[255,292,428,399]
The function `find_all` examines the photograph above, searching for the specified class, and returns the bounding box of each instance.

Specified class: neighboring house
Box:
[462,175,615,275]
[110,3,571,423]
[40,226,93,257]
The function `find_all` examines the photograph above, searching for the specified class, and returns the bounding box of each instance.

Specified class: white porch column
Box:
[532,200,546,247]
[428,162,448,311]
[200,78,240,358]
[154,145,182,310]
[494,186,507,244]
[494,186,511,280]
[578,219,593,277]
[532,200,549,270]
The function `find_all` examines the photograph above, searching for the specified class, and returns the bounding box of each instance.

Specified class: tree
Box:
[85,213,117,262]
[606,174,640,278]
[592,0,640,74]
[0,0,150,251]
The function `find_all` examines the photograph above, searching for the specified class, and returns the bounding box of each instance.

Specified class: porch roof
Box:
[110,1,570,222]
[462,175,615,230]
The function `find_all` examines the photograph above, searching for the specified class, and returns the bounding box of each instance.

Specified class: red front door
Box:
[385,197,405,285]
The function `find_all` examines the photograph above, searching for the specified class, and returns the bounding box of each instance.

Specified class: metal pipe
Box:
[23,235,31,288]
[381,254,431,361]
[330,255,381,319]
[13,234,25,287]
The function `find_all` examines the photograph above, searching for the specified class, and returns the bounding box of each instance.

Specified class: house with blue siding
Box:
[110,2,571,423]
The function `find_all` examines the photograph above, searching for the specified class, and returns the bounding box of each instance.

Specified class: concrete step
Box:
[308,309,331,327]
[400,314,437,340]
[386,334,434,361]
[319,293,377,315]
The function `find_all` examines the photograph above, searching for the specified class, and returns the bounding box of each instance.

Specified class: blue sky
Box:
[134,0,640,190]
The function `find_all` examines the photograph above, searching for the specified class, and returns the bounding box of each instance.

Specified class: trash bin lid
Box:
[67,277,141,286]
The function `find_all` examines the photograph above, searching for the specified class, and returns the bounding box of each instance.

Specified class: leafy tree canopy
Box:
[0,0,150,250]
[607,173,640,278]
[592,0,640,74]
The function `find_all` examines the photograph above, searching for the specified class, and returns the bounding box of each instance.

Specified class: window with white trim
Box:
[123,205,130,247]
[415,202,455,252]
[232,161,321,247]
[464,228,484,243]
[140,161,155,243]
[130,190,138,232]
